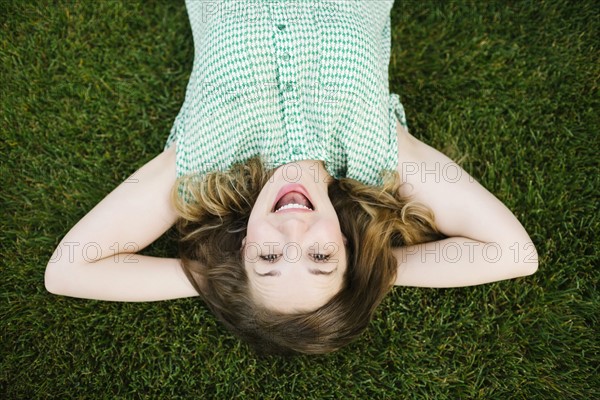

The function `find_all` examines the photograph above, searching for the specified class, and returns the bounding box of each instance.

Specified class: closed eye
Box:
[311,253,331,262]
[260,254,280,263]
[260,253,332,263]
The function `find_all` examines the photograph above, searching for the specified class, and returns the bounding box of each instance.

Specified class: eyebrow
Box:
[254,267,338,277]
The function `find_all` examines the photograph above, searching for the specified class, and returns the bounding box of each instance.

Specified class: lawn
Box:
[1,0,598,398]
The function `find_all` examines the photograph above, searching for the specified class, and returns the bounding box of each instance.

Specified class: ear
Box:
[342,235,348,245]
[240,236,246,250]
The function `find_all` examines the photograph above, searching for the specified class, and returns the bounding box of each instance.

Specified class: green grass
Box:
[1,0,598,398]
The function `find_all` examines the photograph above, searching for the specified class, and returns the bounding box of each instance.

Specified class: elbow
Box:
[44,259,72,296]
[45,246,62,295]
[525,256,539,276]
[45,244,78,296]
[519,259,538,278]
[44,263,63,295]
[497,239,538,280]
[515,242,539,278]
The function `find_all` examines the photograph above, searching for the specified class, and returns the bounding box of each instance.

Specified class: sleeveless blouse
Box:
[165,0,407,186]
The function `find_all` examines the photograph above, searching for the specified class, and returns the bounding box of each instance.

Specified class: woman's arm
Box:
[393,124,538,287]
[45,145,200,301]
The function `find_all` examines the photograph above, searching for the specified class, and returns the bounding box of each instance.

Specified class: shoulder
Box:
[395,123,428,197]
[394,123,534,247]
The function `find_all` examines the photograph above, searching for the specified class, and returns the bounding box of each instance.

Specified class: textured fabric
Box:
[165,0,408,186]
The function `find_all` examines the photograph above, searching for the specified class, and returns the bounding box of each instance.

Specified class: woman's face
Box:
[243,160,347,313]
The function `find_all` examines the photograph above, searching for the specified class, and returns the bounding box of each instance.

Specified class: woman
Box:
[45,0,538,354]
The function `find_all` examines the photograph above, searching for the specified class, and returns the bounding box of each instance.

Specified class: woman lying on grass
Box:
[45,0,538,355]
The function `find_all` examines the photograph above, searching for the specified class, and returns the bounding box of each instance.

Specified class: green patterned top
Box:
[165,0,407,186]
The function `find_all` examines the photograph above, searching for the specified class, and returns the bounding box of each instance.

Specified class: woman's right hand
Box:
[393,124,538,287]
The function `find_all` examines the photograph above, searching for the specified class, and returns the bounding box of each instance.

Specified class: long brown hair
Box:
[172,157,441,355]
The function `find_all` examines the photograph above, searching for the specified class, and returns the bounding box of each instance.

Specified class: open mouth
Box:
[272,184,315,213]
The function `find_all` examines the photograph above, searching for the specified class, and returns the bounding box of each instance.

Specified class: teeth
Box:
[275,203,313,212]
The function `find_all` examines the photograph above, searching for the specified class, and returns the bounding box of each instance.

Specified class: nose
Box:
[278,217,309,239]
